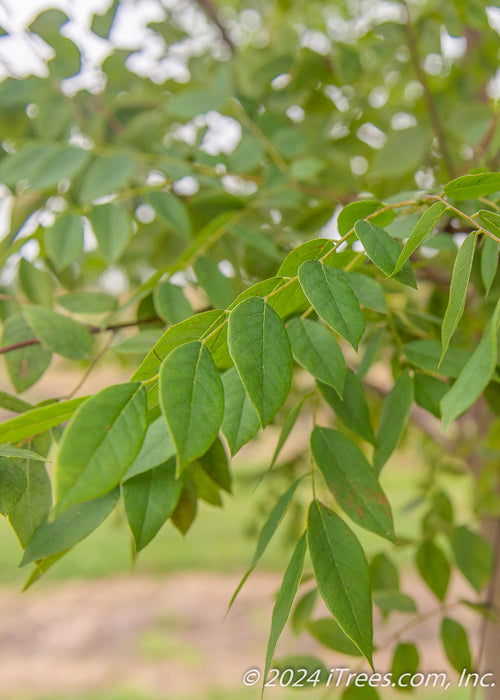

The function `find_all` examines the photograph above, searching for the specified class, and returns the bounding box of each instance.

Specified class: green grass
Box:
[8,685,483,700]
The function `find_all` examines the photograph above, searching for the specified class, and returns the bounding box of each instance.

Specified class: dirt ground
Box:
[0,570,484,700]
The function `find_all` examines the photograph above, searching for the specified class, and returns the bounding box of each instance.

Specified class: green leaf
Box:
[123,458,182,551]
[0,457,27,515]
[416,540,450,601]
[306,618,363,656]
[391,643,419,692]
[263,532,307,687]
[145,191,192,239]
[167,88,227,119]
[357,329,386,380]
[132,310,225,382]
[354,220,417,288]
[24,305,93,360]
[444,172,500,200]
[2,314,52,392]
[159,340,224,471]
[79,154,135,203]
[441,300,500,427]
[393,202,447,274]
[0,397,86,444]
[56,291,118,314]
[193,256,234,309]
[311,427,395,542]
[450,526,494,592]
[0,142,89,190]
[288,318,346,396]
[170,481,197,535]
[338,200,393,237]
[153,281,193,324]
[342,685,380,700]
[477,209,500,237]
[338,271,387,313]
[414,373,447,418]
[373,371,414,474]
[480,235,499,296]
[0,445,44,461]
[19,258,55,307]
[9,460,52,547]
[221,367,260,456]
[370,553,399,591]
[307,500,373,666]
[403,339,470,378]
[291,589,317,634]
[440,233,477,363]
[441,618,472,673]
[88,203,131,263]
[55,383,147,511]
[372,590,417,613]
[318,370,376,444]
[195,438,231,493]
[278,239,333,277]
[228,479,300,613]
[113,330,162,356]
[0,390,33,414]
[372,126,430,179]
[228,297,292,427]
[271,395,309,468]
[298,260,366,350]
[123,416,175,480]
[272,655,329,686]
[20,488,119,566]
[44,212,83,270]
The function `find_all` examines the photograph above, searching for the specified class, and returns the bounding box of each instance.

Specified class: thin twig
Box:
[0,316,160,356]
[402,1,456,178]
[194,0,235,54]
[64,333,115,400]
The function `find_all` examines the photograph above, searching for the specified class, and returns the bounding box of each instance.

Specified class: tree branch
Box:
[0,316,160,356]
[402,1,456,178]
[194,0,235,54]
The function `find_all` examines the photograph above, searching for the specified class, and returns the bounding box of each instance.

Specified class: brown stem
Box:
[194,0,235,54]
[402,1,456,178]
[0,316,160,356]
[64,333,115,400]
[472,516,500,700]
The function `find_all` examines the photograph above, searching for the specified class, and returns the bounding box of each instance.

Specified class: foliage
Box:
[1,0,500,696]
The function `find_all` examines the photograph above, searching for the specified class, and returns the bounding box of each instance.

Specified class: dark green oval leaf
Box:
[373,371,414,474]
[123,458,182,552]
[221,367,260,456]
[440,233,477,363]
[354,220,417,288]
[20,488,119,566]
[311,427,394,541]
[228,297,292,427]
[298,260,366,350]
[288,318,346,396]
[307,500,373,666]
[159,340,224,471]
[56,383,147,511]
